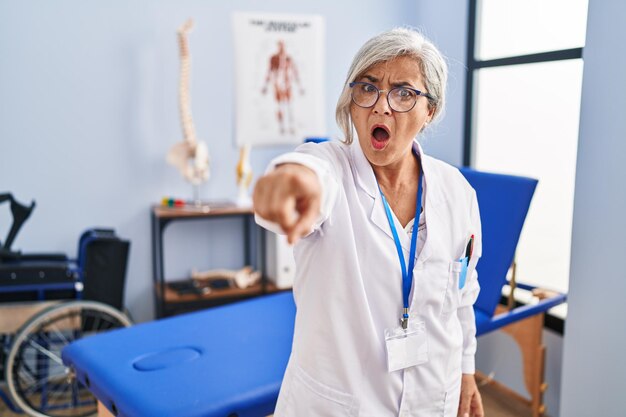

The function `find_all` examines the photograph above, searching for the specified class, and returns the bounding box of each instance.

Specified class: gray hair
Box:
[336,27,448,144]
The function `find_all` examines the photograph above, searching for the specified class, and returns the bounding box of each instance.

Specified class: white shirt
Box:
[403,183,427,257]
[257,140,482,417]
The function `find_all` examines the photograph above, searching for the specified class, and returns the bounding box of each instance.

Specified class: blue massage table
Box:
[459,168,566,334]
[460,168,566,417]
[62,292,296,417]
[62,168,566,417]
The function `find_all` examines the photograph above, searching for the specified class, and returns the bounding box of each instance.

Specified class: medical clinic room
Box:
[1,1,624,417]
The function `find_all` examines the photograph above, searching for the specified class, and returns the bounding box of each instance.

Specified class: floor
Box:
[0,382,536,417]
[479,382,534,417]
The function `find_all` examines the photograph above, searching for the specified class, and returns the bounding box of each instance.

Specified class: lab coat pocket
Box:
[282,365,359,417]
[442,261,463,316]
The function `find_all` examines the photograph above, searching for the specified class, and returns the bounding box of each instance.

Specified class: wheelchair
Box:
[0,193,132,417]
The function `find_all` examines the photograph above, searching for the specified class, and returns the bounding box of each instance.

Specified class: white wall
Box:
[560,1,626,415]
[0,0,419,322]
[415,0,469,166]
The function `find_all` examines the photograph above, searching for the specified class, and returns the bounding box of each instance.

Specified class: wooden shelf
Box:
[151,205,270,318]
[158,280,286,304]
[153,203,253,219]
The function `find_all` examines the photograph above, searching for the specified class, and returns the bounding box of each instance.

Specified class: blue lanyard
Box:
[379,171,423,330]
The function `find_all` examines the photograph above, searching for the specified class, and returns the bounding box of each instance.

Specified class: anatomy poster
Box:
[233,12,325,146]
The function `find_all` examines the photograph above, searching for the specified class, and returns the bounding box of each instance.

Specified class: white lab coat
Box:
[257,140,482,417]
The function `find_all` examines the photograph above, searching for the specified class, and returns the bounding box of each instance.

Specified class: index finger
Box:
[286,199,319,244]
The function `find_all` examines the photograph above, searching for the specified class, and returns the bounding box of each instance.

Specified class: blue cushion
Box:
[460,168,537,318]
[474,307,493,337]
[62,292,296,417]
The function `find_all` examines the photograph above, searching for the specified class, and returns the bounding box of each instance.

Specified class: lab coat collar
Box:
[349,140,445,205]
[349,140,445,260]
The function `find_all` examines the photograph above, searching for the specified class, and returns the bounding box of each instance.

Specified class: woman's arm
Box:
[253,143,342,243]
[459,374,484,417]
[457,189,484,417]
[253,163,322,245]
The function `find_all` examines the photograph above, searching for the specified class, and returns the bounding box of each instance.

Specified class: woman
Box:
[254,27,484,417]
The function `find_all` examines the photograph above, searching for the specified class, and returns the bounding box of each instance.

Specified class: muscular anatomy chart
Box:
[261,40,304,135]
[233,12,325,146]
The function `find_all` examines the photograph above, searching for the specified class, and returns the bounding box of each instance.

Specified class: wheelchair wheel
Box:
[5,301,131,417]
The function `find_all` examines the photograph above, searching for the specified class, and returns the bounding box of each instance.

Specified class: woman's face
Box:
[350,56,434,170]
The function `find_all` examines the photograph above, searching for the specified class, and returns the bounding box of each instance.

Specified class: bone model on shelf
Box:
[191,266,261,289]
[166,18,210,186]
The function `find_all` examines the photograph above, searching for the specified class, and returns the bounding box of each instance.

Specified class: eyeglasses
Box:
[349,81,434,113]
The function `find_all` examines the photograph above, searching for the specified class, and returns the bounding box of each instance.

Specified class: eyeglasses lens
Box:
[351,83,417,112]
[389,88,416,112]
[352,83,378,108]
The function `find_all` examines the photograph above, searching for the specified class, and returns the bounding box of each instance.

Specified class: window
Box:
[465,0,589,295]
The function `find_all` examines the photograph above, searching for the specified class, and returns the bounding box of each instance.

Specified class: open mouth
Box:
[370,125,390,150]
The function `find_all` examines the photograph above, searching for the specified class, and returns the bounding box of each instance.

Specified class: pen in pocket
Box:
[464,234,474,260]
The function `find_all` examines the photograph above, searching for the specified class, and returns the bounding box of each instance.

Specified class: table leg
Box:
[98,401,115,417]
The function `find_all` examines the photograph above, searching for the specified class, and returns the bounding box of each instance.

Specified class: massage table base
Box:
[479,305,547,417]
[98,402,115,417]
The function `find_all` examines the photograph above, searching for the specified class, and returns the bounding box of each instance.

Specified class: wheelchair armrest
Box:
[5,253,69,262]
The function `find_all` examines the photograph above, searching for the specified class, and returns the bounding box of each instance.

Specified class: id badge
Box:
[384,320,428,372]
